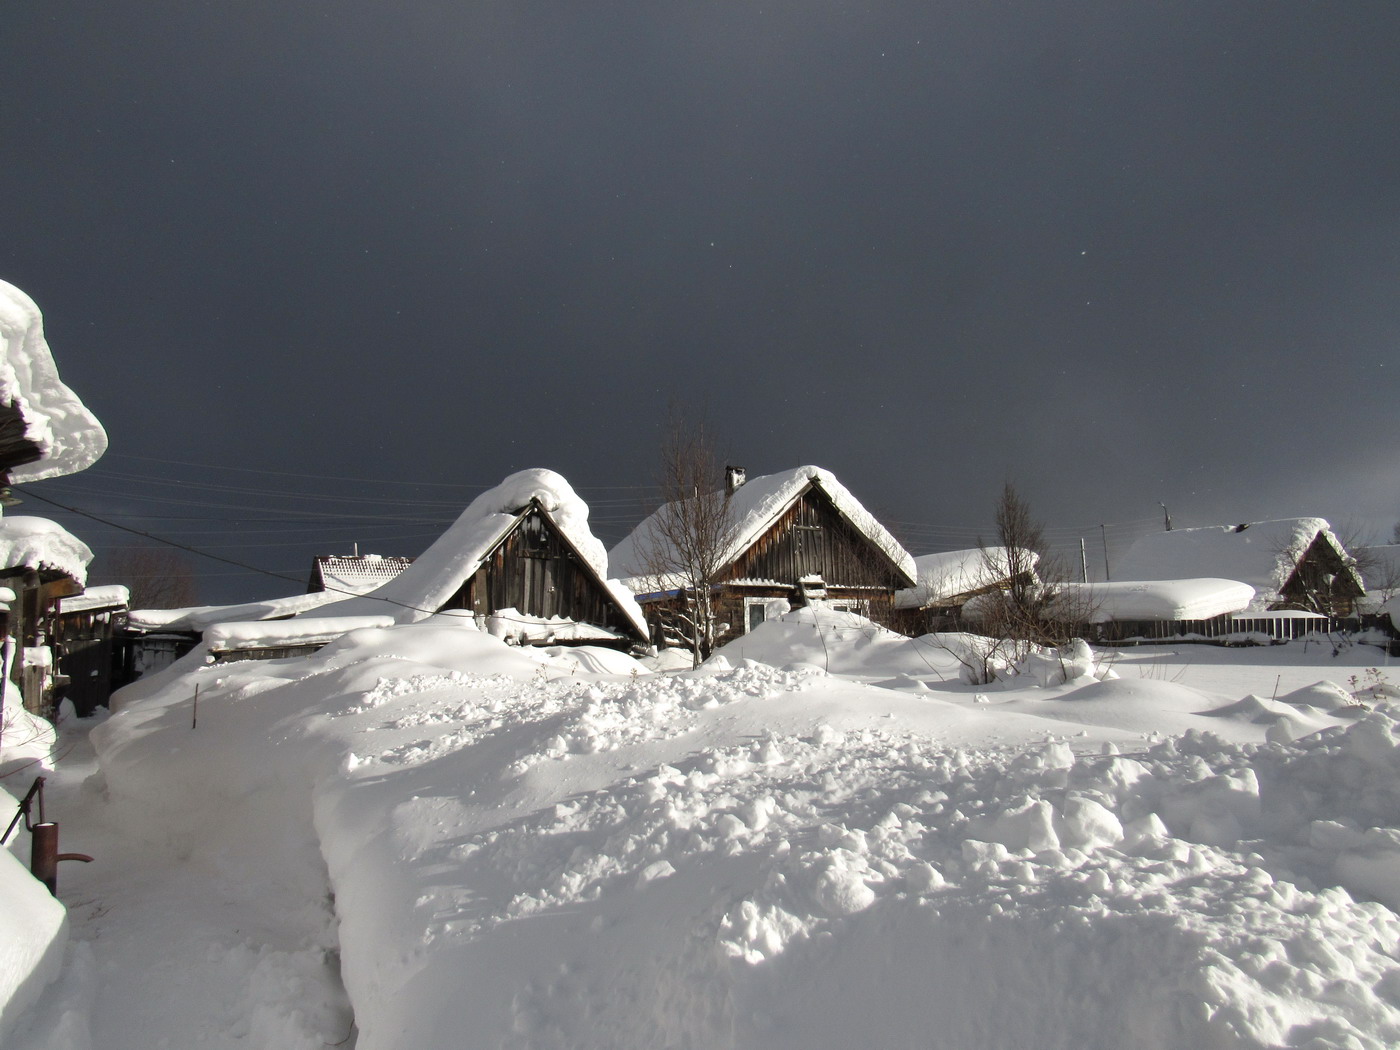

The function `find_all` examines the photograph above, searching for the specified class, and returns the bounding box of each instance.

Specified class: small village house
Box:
[608,465,916,652]
[892,547,1039,636]
[1113,518,1365,626]
[306,552,413,596]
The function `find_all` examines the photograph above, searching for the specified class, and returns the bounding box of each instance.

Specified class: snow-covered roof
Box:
[316,469,649,638]
[61,583,130,614]
[205,615,394,653]
[1114,518,1353,610]
[0,515,92,583]
[608,465,915,585]
[0,280,107,481]
[894,547,1038,610]
[127,590,347,633]
[1054,579,1257,623]
[310,554,414,595]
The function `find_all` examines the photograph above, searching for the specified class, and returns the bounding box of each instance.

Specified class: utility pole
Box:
[1080,538,1089,583]
[1158,501,1173,531]
[1100,524,1111,581]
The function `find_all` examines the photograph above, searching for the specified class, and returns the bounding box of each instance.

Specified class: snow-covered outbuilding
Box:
[608,465,915,647]
[316,470,649,649]
[1114,519,1365,617]
[0,281,108,717]
[892,547,1039,634]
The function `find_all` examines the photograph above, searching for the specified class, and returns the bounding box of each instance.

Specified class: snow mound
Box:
[713,604,963,679]
[0,280,106,481]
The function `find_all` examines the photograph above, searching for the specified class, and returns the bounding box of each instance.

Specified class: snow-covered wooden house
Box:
[608,465,916,649]
[314,470,649,650]
[892,547,1039,635]
[0,281,108,717]
[54,584,128,715]
[1114,518,1365,619]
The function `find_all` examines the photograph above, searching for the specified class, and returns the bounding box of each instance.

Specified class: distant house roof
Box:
[308,554,414,596]
[317,469,649,639]
[608,465,916,587]
[894,547,1038,610]
[1114,518,1360,611]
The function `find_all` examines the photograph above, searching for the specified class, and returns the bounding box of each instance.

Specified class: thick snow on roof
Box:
[1115,518,1346,609]
[61,583,130,614]
[894,547,1037,610]
[205,615,395,652]
[319,469,648,637]
[608,465,915,585]
[1055,579,1257,622]
[0,515,92,583]
[0,280,107,481]
[127,590,346,633]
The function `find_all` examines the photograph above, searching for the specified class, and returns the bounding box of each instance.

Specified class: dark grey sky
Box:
[5,2,1399,602]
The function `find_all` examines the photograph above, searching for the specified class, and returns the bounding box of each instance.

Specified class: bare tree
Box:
[634,412,738,667]
[938,483,1095,683]
[90,544,199,609]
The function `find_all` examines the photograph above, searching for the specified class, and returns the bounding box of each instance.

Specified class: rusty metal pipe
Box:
[28,821,92,896]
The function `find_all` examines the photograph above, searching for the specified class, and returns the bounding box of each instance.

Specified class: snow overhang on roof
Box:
[0,280,107,481]
[0,515,93,584]
[609,465,916,586]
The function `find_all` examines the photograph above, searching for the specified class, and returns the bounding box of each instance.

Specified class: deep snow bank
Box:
[79,613,1400,1049]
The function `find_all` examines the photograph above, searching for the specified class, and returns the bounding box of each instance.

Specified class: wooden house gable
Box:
[1275,532,1365,615]
[442,500,647,643]
[726,483,912,591]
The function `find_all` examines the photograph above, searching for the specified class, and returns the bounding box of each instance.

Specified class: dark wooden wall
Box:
[726,486,906,590]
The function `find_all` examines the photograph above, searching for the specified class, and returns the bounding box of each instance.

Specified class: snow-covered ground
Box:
[7,609,1400,1048]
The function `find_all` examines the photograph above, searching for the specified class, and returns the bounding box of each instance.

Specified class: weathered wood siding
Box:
[443,507,641,641]
[1276,534,1365,616]
[726,486,905,590]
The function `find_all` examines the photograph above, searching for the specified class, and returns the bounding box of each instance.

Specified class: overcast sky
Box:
[5,2,1399,603]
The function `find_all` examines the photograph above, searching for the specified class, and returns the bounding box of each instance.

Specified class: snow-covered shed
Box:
[306,553,413,595]
[318,470,649,649]
[892,547,1039,634]
[54,583,129,716]
[1114,519,1364,617]
[609,466,915,647]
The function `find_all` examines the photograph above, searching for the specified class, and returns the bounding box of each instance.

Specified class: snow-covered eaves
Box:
[1114,519,1355,610]
[1055,579,1256,622]
[608,465,916,585]
[0,280,107,482]
[0,515,93,584]
[205,615,394,653]
[60,584,130,614]
[316,469,649,640]
[894,547,1038,610]
[127,590,347,633]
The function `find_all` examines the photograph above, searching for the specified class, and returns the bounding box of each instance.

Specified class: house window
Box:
[827,599,869,616]
[745,598,770,633]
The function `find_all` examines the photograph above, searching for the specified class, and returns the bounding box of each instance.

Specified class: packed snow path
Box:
[7,725,354,1050]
